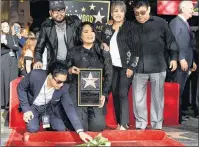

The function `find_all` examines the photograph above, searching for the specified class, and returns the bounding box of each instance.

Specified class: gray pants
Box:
[132,72,166,129]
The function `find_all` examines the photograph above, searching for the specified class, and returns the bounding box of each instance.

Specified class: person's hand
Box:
[69,66,80,74]
[78,132,93,143]
[108,19,114,25]
[180,59,188,71]
[99,95,106,108]
[101,43,109,51]
[33,61,43,69]
[169,60,177,72]
[23,111,34,123]
[191,62,197,71]
[126,68,133,78]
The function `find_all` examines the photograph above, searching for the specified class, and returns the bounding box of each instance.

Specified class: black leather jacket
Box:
[101,21,140,72]
[34,15,81,65]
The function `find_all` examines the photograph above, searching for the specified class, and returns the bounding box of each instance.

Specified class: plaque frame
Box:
[78,68,102,107]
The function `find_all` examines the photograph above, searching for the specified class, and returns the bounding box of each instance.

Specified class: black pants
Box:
[77,107,105,132]
[181,71,198,111]
[68,84,106,132]
[173,68,189,123]
[111,66,132,126]
[26,104,66,132]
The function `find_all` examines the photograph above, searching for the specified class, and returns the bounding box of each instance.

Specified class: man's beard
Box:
[54,17,65,23]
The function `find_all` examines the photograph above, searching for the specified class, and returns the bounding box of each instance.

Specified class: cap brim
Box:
[50,6,66,10]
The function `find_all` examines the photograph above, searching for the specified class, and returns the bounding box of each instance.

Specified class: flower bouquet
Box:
[77,133,111,146]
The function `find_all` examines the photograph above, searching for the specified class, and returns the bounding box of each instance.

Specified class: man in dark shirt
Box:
[131,0,179,130]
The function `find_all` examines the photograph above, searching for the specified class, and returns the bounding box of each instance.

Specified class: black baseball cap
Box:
[49,1,65,10]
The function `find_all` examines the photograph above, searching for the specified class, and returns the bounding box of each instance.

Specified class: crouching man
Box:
[17,61,92,143]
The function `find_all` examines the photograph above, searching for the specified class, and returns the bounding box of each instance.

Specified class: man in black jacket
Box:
[131,0,179,130]
[34,1,81,69]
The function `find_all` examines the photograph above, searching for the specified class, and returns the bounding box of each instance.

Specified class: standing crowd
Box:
[1,0,199,143]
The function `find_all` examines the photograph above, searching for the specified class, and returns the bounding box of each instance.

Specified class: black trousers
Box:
[172,68,189,123]
[181,71,198,111]
[111,66,132,126]
[26,104,66,132]
[77,106,105,132]
[68,84,106,132]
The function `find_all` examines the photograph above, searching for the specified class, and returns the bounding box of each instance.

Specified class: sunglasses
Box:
[134,10,147,16]
[53,77,65,84]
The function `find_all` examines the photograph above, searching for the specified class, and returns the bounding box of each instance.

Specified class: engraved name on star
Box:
[89,4,96,10]
[93,11,105,23]
[82,72,98,88]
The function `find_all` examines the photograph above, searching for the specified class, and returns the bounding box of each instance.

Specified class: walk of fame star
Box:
[82,72,98,88]
[166,132,195,140]
[93,11,105,23]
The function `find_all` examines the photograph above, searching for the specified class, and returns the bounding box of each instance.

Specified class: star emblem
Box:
[82,72,98,88]
[81,7,86,12]
[89,4,96,10]
[93,11,105,23]
[166,132,196,140]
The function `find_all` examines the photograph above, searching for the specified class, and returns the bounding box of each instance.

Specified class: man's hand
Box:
[169,60,177,72]
[191,62,197,71]
[126,68,133,78]
[33,61,43,69]
[79,132,93,143]
[69,66,80,74]
[108,19,114,25]
[23,111,34,123]
[101,43,109,51]
[180,59,188,71]
[99,95,106,108]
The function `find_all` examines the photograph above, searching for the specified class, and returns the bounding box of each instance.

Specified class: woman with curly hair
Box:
[18,37,37,76]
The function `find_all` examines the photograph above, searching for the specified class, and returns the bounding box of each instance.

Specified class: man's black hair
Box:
[132,0,150,9]
[47,61,68,77]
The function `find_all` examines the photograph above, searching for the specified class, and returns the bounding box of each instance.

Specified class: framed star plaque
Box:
[78,68,102,106]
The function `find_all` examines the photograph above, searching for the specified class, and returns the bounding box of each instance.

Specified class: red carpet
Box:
[9,78,179,129]
[7,78,181,146]
[6,129,184,146]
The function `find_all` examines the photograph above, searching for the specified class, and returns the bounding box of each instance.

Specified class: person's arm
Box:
[61,84,84,132]
[34,26,47,63]
[25,50,33,73]
[101,50,113,97]
[17,72,32,112]
[169,20,186,61]
[3,35,19,51]
[1,43,10,55]
[126,23,140,73]
[164,20,179,61]
[25,60,33,73]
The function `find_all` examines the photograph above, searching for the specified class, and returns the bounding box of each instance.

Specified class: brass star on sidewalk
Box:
[166,132,196,140]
